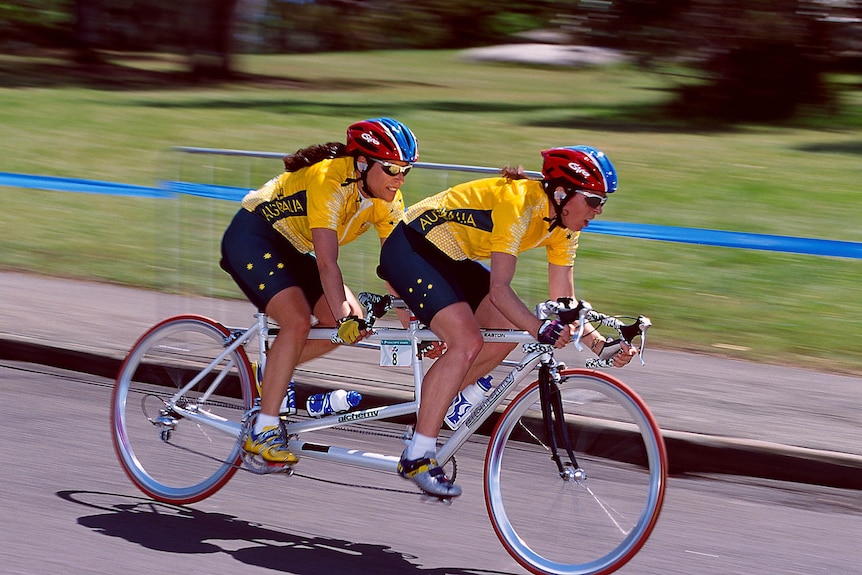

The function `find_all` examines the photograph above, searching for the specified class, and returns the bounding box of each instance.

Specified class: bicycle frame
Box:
[112,297,665,575]
[290,325,548,473]
[167,311,553,474]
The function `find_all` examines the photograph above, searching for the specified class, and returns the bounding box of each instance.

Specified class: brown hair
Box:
[283,142,349,172]
[501,165,529,180]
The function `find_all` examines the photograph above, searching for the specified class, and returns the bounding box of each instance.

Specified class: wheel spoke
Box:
[484,369,667,575]
[111,316,253,504]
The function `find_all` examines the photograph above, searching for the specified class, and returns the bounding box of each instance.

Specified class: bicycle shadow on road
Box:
[58,490,515,575]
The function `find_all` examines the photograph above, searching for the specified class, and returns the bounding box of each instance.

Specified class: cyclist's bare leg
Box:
[258,285,366,419]
[261,286,372,415]
[293,294,339,361]
[415,302,484,438]
[457,343,516,390]
[259,287,315,417]
[295,283,365,361]
[399,302,479,497]
[455,295,517,390]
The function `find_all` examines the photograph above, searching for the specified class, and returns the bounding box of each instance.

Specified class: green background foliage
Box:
[1,49,860,375]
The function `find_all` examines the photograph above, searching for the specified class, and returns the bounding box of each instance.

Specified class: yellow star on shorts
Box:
[258,283,265,291]
[264,253,272,259]
[246,263,253,270]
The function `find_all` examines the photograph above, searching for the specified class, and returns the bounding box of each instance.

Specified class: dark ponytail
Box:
[501,165,529,180]
[283,142,349,172]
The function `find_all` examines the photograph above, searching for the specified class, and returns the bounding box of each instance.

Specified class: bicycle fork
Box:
[538,361,587,483]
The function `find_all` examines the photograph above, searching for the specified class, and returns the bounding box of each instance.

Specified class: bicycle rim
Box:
[111,315,253,504]
[484,369,667,575]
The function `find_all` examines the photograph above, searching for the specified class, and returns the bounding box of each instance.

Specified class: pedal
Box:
[401,425,414,446]
[420,492,454,506]
[273,464,295,476]
[240,451,297,475]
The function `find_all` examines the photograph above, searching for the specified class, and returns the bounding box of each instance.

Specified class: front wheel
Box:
[484,369,667,575]
[111,315,255,504]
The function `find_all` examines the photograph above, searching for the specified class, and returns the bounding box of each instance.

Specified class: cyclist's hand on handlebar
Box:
[333,315,369,345]
[418,340,447,359]
[357,292,393,325]
[599,339,639,368]
[537,319,573,348]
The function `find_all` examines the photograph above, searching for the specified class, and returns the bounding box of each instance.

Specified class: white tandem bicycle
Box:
[111,293,667,575]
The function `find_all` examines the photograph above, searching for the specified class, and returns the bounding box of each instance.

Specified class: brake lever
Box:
[618,315,651,366]
[566,300,592,352]
[637,315,651,365]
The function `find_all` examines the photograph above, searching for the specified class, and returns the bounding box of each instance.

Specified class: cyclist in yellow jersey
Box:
[221,118,418,465]
[379,146,638,498]
[403,176,579,265]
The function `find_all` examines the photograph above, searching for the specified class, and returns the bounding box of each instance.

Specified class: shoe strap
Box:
[399,455,438,479]
[255,426,286,444]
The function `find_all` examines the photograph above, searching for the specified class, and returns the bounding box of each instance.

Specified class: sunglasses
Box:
[573,189,607,209]
[375,160,412,176]
[376,161,413,176]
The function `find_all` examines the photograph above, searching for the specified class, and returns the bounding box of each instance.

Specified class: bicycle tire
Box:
[111,315,254,504]
[484,369,667,575]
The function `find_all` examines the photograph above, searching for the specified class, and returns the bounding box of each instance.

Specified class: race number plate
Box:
[380,339,412,367]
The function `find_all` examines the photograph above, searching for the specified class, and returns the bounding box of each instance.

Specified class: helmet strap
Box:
[543,180,571,232]
[346,157,375,198]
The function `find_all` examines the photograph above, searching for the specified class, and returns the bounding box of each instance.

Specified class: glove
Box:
[537,319,566,345]
[598,338,622,360]
[417,340,446,359]
[598,338,637,367]
[358,292,393,323]
[333,315,366,344]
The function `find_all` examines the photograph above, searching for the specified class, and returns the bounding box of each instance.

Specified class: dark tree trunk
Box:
[188,0,240,79]
[72,0,102,65]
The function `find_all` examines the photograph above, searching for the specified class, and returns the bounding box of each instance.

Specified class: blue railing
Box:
[3,152,860,261]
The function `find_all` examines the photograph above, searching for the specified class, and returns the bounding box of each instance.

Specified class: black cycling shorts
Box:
[220,208,324,311]
[379,222,490,327]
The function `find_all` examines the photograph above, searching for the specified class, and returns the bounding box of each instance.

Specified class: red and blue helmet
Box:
[541,146,618,194]
[346,117,418,163]
[540,146,618,231]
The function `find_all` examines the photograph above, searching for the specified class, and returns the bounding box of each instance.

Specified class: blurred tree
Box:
[185,0,240,78]
[252,0,560,52]
[0,0,71,50]
[571,0,847,121]
[2,0,859,121]
[72,0,100,63]
[0,0,241,77]
[674,0,834,121]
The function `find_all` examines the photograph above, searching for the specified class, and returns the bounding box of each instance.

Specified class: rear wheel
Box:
[484,369,667,575]
[111,315,254,504]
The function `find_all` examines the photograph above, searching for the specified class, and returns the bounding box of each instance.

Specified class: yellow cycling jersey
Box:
[404,177,579,266]
[240,156,405,253]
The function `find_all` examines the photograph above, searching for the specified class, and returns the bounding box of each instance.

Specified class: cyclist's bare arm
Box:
[536,298,651,368]
[355,292,651,369]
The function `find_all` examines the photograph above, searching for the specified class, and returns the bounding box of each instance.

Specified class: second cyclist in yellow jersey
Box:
[403,175,578,264]
[379,146,639,499]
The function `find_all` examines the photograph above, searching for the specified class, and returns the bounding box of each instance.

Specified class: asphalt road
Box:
[2,361,862,575]
[2,270,861,491]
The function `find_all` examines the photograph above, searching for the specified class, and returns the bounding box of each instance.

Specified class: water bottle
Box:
[444,375,494,430]
[252,361,263,397]
[253,361,296,416]
[306,389,362,417]
[279,380,296,417]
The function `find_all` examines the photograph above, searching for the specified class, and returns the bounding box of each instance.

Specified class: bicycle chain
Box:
[145,392,458,494]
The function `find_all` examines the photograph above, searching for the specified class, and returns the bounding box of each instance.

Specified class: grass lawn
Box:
[1,49,860,374]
